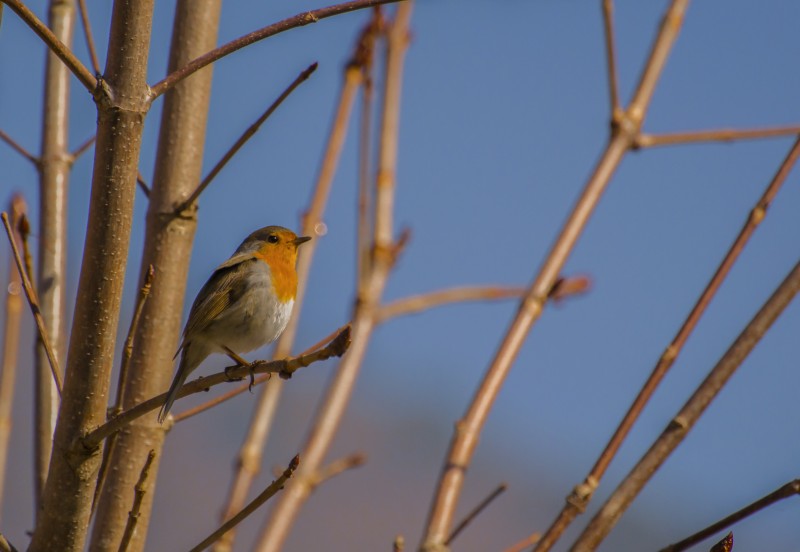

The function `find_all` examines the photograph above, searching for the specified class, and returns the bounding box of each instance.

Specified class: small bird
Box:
[158,226,311,423]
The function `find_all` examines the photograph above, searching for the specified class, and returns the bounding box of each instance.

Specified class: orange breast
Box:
[254,248,298,303]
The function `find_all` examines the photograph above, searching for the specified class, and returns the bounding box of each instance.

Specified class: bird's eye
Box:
[267,235,279,244]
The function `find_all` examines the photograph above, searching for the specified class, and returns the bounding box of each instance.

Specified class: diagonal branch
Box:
[660,480,800,552]
[0,0,96,92]
[75,0,101,75]
[81,325,351,449]
[636,125,800,148]
[178,62,318,212]
[1,212,64,394]
[0,128,38,166]
[571,259,800,549]
[70,134,96,162]
[117,450,156,552]
[376,286,526,323]
[150,0,404,99]
[445,484,507,546]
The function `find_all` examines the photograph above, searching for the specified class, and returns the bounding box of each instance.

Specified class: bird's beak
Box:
[293,236,312,246]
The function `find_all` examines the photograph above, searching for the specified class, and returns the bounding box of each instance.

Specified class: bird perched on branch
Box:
[158,226,311,423]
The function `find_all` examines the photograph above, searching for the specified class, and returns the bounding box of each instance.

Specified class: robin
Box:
[158,225,311,423]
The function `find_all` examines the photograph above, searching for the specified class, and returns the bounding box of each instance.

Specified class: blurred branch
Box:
[503,532,541,552]
[304,452,366,492]
[75,0,101,75]
[0,196,26,518]
[536,136,800,550]
[0,0,96,92]
[189,455,300,552]
[1,213,64,395]
[393,535,405,552]
[636,126,800,148]
[0,129,38,166]
[376,286,526,323]
[660,480,799,552]
[82,326,351,449]
[178,62,318,212]
[0,533,17,552]
[601,0,622,124]
[572,259,800,549]
[136,171,151,198]
[445,484,507,546]
[213,43,361,552]
[117,450,156,552]
[150,0,405,99]
[422,0,691,545]
[69,134,96,162]
[253,6,413,550]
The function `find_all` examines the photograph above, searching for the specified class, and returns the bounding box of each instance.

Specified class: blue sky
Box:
[2,1,800,550]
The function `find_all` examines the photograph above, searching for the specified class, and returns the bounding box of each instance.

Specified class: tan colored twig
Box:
[117,450,156,552]
[422,2,691,551]
[445,484,507,546]
[0,0,96,92]
[636,126,800,148]
[0,129,38,165]
[304,452,366,491]
[70,134,96,161]
[82,326,351,449]
[536,135,800,550]
[377,286,526,323]
[213,51,359,552]
[189,455,300,552]
[75,0,101,75]
[1,213,63,395]
[503,532,542,552]
[178,62,318,212]
[602,0,622,124]
[150,0,404,99]
[253,6,412,551]
[571,260,800,550]
[0,533,18,552]
[175,326,347,424]
[0,196,26,518]
[660,480,799,552]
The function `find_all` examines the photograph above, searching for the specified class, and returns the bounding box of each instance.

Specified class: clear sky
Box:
[2,1,800,550]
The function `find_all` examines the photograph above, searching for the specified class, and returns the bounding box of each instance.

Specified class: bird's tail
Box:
[158,354,190,424]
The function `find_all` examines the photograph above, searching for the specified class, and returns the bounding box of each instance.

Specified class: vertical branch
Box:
[75,0,101,75]
[34,0,76,512]
[117,451,155,552]
[253,5,413,551]
[89,1,222,551]
[0,196,26,520]
[602,0,622,124]
[420,2,691,550]
[213,27,366,552]
[28,0,157,548]
[570,260,800,550]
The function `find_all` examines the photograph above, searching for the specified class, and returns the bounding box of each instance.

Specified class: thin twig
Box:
[0,196,26,516]
[503,532,541,552]
[175,325,347,423]
[117,450,156,552]
[571,259,800,550]
[536,135,800,550]
[82,326,351,449]
[136,171,151,198]
[70,134,96,161]
[636,126,800,148]
[189,455,300,552]
[660,480,799,552]
[178,63,317,212]
[377,286,526,323]
[0,128,38,166]
[1,213,63,395]
[601,0,621,124]
[115,265,155,412]
[445,484,507,545]
[422,2,691,550]
[0,533,18,552]
[0,0,96,92]
[150,0,403,99]
[305,452,366,492]
[75,0,101,76]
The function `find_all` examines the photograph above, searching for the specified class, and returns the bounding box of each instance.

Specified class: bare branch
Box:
[117,450,156,552]
[0,533,18,552]
[572,259,800,549]
[445,484,507,545]
[82,326,351,449]
[0,128,38,166]
[376,286,526,323]
[503,532,541,552]
[189,455,300,552]
[0,0,96,92]
[305,452,366,492]
[150,0,404,99]
[636,126,800,148]
[75,0,101,75]
[178,62,318,211]
[601,0,622,124]
[661,481,799,552]
[136,171,151,198]
[1,212,64,394]
[70,134,96,161]
[535,136,800,550]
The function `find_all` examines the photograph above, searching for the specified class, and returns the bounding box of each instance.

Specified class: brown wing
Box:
[175,253,256,356]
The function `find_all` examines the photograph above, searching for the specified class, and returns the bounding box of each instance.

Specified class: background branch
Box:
[635,126,800,148]
[117,451,156,552]
[0,129,38,166]
[75,0,101,75]
[376,286,525,323]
